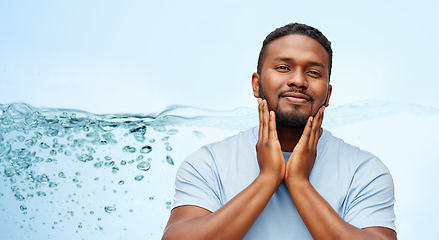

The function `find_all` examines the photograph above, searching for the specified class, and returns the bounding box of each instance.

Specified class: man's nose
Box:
[287,70,308,89]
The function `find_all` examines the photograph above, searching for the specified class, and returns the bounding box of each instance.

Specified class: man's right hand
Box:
[256,98,285,186]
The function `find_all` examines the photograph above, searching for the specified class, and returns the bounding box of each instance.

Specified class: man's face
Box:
[252,34,332,129]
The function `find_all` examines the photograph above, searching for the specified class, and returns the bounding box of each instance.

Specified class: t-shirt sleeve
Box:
[171,146,223,213]
[343,157,396,231]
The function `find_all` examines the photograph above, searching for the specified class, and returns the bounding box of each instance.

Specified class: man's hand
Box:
[256,98,285,185]
[285,106,325,182]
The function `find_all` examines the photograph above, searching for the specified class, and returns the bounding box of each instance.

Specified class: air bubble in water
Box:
[104,206,116,213]
[120,160,126,165]
[161,136,169,141]
[104,161,114,167]
[167,129,178,135]
[166,146,172,151]
[58,172,66,178]
[25,138,37,147]
[36,191,46,197]
[77,154,93,162]
[166,155,174,165]
[136,161,151,171]
[20,205,27,211]
[140,145,152,154]
[122,145,136,153]
[193,130,205,138]
[134,175,144,181]
[118,180,124,185]
[39,142,50,149]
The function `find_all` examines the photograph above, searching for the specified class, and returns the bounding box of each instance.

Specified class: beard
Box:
[259,82,314,129]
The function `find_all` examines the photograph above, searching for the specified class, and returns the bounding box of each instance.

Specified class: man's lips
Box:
[281,92,311,104]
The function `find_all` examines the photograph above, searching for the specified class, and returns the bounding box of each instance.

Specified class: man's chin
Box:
[275,111,309,129]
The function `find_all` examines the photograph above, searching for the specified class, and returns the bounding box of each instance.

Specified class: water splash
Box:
[0,101,437,239]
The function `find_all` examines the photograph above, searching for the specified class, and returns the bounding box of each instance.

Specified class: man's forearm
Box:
[163,174,281,240]
[286,179,396,240]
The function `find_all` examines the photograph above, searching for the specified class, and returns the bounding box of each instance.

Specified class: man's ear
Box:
[325,84,332,107]
[252,72,260,98]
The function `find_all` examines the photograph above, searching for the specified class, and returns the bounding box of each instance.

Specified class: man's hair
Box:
[257,23,333,80]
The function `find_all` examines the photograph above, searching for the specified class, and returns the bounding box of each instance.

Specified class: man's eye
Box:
[308,71,321,77]
[276,66,289,71]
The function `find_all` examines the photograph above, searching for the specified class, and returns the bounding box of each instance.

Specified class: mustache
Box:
[278,88,314,102]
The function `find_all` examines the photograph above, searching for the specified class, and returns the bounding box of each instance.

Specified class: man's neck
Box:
[276,126,304,152]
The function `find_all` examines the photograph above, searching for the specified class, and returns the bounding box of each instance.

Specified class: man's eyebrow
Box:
[274,57,293,62]
[308,61,326,69]
[274,57,326,69]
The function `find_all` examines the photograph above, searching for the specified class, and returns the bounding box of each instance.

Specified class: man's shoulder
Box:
[323,129,377,159]
[321,129,389,175]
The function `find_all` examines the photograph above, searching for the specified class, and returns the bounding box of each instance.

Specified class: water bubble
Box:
[134,175,144,181]
[77,154,93,162]
[120,160,126,165]
[104,161,115,167]
[15,193,25,201]
[34,132,43,139]
[11,186,19,192]
[24,138,37,147]
[149,139,155,143]
[20,205,27,211]
[44,128,59,137]
[39,142,50,149]
[75,172,80,176]
[104,156,112,161]
[118,180,124,185]
[6,103,32,119]
[58,172,66,178]
[50,150,57,156]
[112,167,119,173]
[166,146,172,151]
[90,211,94,214]
[137,161,151,171]
[27,193,33,199]
[140,145,152,154]
[167,129,178,135]
[17,136,25,142]
[94,161,103,168]
[153,127,166,132]
[64,150,72,156]
[129,126,146,135]
[166,155,174,165]
[49,182,58,188]
[136,155,144,161]
[193,130,206,138]
[122,145,136,153]
[104,206,116,213]
[38,174,50,184]
[161,136,169,141]
[4,166,16,177]
[36,191,46,197]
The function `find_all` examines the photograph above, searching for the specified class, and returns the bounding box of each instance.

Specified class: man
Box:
[162,23,396,240]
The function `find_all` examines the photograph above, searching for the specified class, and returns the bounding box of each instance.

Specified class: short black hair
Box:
[257,23,333,80]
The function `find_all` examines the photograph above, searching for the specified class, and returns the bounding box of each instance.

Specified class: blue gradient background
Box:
[1,0,438,239]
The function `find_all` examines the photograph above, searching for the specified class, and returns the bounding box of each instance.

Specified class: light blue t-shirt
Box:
[172,127,396,239]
